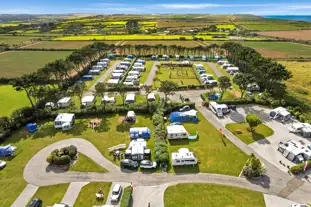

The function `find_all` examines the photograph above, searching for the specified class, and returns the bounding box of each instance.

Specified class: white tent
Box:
[166,125,188,139]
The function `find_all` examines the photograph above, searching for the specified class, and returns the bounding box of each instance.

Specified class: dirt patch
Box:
[255,48,289,58]
[233,91,241,98]
[117,116,125,123]
[257,30,311,41]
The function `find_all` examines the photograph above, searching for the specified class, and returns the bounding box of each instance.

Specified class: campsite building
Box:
[167,125,188,139]
[54,113,75,130]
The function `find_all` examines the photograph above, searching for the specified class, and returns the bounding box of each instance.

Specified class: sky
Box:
[1,0,311,15]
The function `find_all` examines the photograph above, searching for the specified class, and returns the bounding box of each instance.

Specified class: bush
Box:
[53,155,71,165]
[47,145,77,166]
[243,153,265,178]
[202,101,209,107]
[120,187,132,207]
[290,160,311,174]
[245,114,261,131]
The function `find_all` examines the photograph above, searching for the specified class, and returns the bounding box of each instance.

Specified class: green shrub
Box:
[290,160,311,174]
[47,145,77,166]
[53,155,71,165]
[202,101,209,107]
[245,114,261,131]
[120,187,132,207]
[46,154,53,164]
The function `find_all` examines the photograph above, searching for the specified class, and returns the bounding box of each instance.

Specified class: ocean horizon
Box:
[263,15,311,22]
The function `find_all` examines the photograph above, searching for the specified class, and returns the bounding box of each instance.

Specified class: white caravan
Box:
[209,101,229,117]
[111,73,123,79]
[289,122,311,138]
[81,95,95,106]
[57,97,72,108]
[92,65,104,71]
[172,148,198,166]
[269,107,291,122]
[128,71,140,77]
[54,113,75,130]
[166,125,188,139]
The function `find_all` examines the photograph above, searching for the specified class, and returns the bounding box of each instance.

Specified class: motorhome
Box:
[101,96,116,103]
[107,79,119,85]
[110,73,123,79]
[81,95,95,106]
[92,65,103,71]
[134,62,143,67]
[289,123,311,138]
[172,148,198,166]
[131,66,146,72]
[57,97,72,108]
[278,140,311,163]
[88,69,101,75]
[166,125,188,139]
[120,61,131,67]
[54,113,75,130]
[128,71,140,77]
[162,55,170,60]
[269,107,291,122]
[125,75,139,83]
[221,63,232,69]
[217,60,228,65]
[209,101,229,117]
[125,93,136,103]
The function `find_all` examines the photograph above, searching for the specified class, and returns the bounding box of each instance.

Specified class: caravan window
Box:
[55,121,61,125]
[183,133,186,136]
[176,160,180,163]
[186,159,195,162]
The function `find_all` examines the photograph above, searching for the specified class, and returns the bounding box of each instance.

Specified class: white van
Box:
[128,71,140,77]
[126,75,139,82]
[134,62,143,67]
[111,73,123,79]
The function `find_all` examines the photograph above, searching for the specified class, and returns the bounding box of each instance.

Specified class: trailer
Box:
[88,69,101,75]
[209,101,229,117]
[172,148,198,166]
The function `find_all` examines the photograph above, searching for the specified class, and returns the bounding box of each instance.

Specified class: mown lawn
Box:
[74,182,111,207]
[140,61,154,84]
[0,85,30,117]
[120,186,132,207]
[0,114,153,206]
[168,112,248,175]
[69,153,108,173]
[0,51,71,78]
[29,183,69,206]
[0,35,35,46]
[164,183,265,207]
[226,123,274,144]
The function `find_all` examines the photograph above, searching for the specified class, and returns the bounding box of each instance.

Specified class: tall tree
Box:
[95,83,107,109]
[233,73,253,98]
[115,84,127,106]
[68,81,86,107]
[143,85,152,106]
[218,76,231,100]
[159,80,178,102]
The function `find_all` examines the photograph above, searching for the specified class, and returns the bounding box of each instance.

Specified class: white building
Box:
[209,101,229,117]
[166,125,188,139]
[269,107,291,122]
[172,148,198,166]
[125,139,150,161]
[81,95,95,106]
[54,113,75,130]
[57,97,72,108]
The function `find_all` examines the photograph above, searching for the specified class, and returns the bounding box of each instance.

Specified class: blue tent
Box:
[108,54,115,59]
[127,55,135,59]
[26,123,37,133]
[0,145,15,156]
[129,127,151,139]
[170,110,198,123]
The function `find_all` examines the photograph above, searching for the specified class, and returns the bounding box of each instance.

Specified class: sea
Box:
[263,15,311,22]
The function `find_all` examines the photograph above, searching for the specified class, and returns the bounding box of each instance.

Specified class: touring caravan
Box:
[97,62,108,68]
[209,101,229,117]
[269,107,291,122]
[111,73,123,80]
[226,67,239,74]
[136,59,145,64]
[166,125,188,139]
[120,61,131,67]
[289,123,311,138]
[82,75,94,81]
[202,56,207,61]
[88,69,101,75]
[134,62,143,67]
[92,65,103,71]
[175,55,180,60]
[132,66,146,72]
[217,60,228,65]
[162,55,170,60]
[100,58,110,64]
[81,95,95,106]
[116,64,129,70]
[113,70,125,74]
[54,113,75,130]
[278,140,311,163]
[125,93,136,103]
[57,97,72,108]
[221,63,232,69]
[107,79,119,85]
[123,82,135,87]
[128,71,140,77]
[147,93,156,102]
[101,96,116,103]
[172,148,198,166]
[125,75,139,83]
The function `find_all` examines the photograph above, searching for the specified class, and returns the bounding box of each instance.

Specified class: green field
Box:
[0,35,36,46]
[69,153,108,172]
[0,51,72,77]
[226,123,274,144]
[0,85,30,117]
[54,35,193,41]
[25,41,119,49]
[164,183,265,207]
[29,184,69,206]
[237,20,311,31]
[241,42,311,58]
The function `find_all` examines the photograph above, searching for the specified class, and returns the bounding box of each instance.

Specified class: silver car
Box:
[110,184,122,202]
[140,160,157,169]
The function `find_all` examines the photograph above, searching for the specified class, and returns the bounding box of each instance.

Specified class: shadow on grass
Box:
[169,139,189,146]
[171,165,200,174]
[63,120,88,136]
[116,122,133,133]
[95,117,111,132]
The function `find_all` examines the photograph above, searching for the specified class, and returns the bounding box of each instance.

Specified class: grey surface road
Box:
[144,61,159,86]
[207,62,224,77]
[83,61,120,96]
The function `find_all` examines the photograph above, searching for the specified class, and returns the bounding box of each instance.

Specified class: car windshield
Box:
[112,189,119,195]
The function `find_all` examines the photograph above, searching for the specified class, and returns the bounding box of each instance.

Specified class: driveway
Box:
[144,61,159,86]
[207,62,224,77]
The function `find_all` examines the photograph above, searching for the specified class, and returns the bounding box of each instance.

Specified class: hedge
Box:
[120,187,132,207]
[290,160,311,175]
[46,145,78,166]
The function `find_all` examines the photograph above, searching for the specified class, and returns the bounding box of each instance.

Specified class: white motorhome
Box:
[107,79,119,85]
[125,93,136,103]
[128,71,140,77]
[113,70,125,74]
[97,62,108,68]
[111,73,123,79]
[289,123,311,138]
[269,107,291,122]
[81,95,95,106]
[278,140,311,163]
[120,61,131,67]
[131,66,146,72]
[57,97,72,108]
[172,148,198,166]
[125,75,139,83]
[92,65,104,71]
[88,69,101,75]
[209,101,229,117]
[54,113,75,130]
[175,55,180,60]
[101,96,116,103]
[217,60,228,65]
[226,67,239,74]
[221,63,232,69]
[166,125,188,139]
[147,93,156,102]
[133,62,143,67]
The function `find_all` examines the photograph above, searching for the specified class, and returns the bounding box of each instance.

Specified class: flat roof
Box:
[57,97,71,104]
[167,125,187,134]
[55,113,74,122]
[82,95,95,103]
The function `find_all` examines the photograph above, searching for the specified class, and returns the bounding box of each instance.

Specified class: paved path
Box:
[106,182,130,206]
[61,182,89,207]
[264,194,295,207]
[83,61,120,96]
[144,61,159,86]
[11,184,38,207]
[207,62,224,77]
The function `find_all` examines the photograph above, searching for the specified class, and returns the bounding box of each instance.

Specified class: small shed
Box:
[129,127,151,139]
[169,109,198,123]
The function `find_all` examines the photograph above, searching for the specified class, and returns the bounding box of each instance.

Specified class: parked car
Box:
[53,204,69,207]
[292,204,310,207]
[0,160,6,169]
[28,198,42,207]
[140,160,157,169]
[120,159,138,169]
[179,105,191,112]
[198,70,206,74]
[110,184,123,202]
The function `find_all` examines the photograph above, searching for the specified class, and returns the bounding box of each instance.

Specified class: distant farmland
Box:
[256,30,311,41]
[25,41,119,49]
[122,40,201,47]
[0,51,71,77]
[0,35,36,46]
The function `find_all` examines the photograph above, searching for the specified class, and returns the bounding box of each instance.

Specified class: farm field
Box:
[0,35,36,46]
[25,40,119,49]
[164,183,265,207]
[54,35,193,41]
[0,85,30,117]
[240,42,311,58]
[256,30,311,41]
[0,51,72,77]
[0,113,153,206]
[122,40,201,47]
[168,112,248,175]
[153,66,200,88]
[237,20,311,31]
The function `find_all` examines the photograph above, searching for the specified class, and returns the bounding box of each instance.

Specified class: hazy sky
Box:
[1,0,311,15]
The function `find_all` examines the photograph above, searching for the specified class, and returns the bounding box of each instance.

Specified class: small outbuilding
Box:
[129,127,151,139]
[169,109,198,123]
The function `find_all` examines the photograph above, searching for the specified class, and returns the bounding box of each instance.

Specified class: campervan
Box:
[81,95,95,106]
[221,63,232,69]
[57,97,72,108]
[128,71,140,77]
[166,125,188,139]
[92,65,103,71]
[88,69,101,75]
[107,79,119,85]
[172,148,198,166]
[111,73,123,80]
[217,60,228,65]
[289,123,311,138]
[125,75,139,83]
[54,113,75,130]
[131,66,146,72]
[162,55,170,60]
[269,107,291,122]
[134,62,143,67]
[175,55,180,60]
[209,101,229,117]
